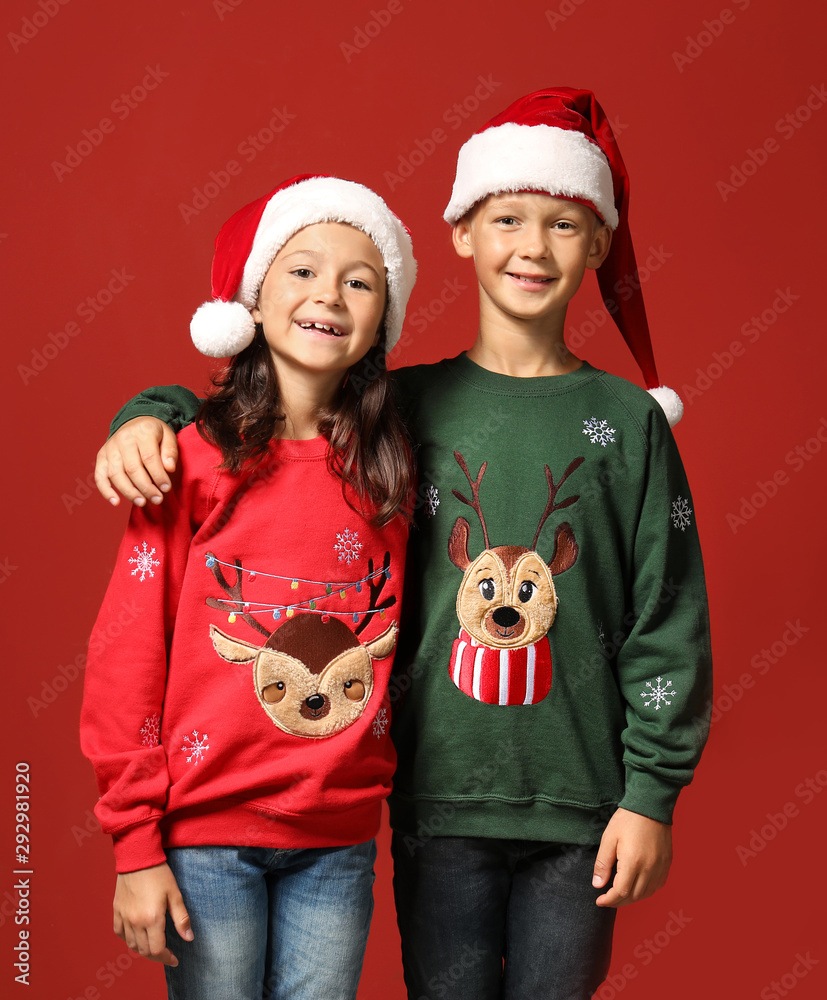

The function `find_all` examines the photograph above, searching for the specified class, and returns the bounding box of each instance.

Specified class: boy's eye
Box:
[496,217,518,226]
[346,278,370,290]
[553,221,575,231]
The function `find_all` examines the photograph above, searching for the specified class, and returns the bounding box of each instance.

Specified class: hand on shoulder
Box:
[95,417,179,506]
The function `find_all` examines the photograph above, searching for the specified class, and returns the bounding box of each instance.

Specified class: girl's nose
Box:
[314,280,343,306]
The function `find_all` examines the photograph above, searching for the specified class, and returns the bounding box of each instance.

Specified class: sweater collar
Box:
[444,352,603,396]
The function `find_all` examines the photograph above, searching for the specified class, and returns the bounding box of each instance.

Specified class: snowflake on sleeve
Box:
[372,708,389,738]
[129,541,161,581]
[582,417,616,447]
[140,714,161,747]
[640,676,676,710]
[181,730,210,765]
[671,496,693,532]
[334,528,363,565]
[425,484,440,518]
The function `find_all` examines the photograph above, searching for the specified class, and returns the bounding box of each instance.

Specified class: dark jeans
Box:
[391,833,616,1000]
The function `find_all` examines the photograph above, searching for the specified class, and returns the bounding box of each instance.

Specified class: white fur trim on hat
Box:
[239,177,416,353]
[444,123,619,229]
[190,300,257,359]
[648,385,684,427]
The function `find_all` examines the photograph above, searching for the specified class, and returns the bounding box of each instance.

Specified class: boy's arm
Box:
[594,406,712,906]
[96,386,204,506]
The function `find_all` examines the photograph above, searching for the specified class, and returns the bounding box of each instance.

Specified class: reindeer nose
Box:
[492,606,521,628]
[305,694,326,711]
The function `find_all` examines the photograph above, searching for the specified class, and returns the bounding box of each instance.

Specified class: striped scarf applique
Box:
[449,628,552,706]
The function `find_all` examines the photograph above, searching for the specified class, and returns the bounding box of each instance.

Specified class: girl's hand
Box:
[592,807,673,907]
[113,863,193,966]
[95,417,178,506]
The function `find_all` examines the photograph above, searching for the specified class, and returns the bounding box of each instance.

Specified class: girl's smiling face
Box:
[251,222,387,382]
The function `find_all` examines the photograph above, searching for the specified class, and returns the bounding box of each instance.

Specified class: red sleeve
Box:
[80,436,210,873]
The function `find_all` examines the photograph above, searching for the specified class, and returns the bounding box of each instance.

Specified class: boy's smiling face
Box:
[452,192,611,332]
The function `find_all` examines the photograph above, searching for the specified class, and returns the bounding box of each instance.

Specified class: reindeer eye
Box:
[344,679,366,701]
[479,579,496,601]
[518,582,536,603]
[262,681,286,704]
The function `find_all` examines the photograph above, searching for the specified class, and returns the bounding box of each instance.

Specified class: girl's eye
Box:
[291,268,314,278]
[346,278,370,290]
[497,217,518,226]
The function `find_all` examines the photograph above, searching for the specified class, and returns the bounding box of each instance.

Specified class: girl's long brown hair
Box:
[196,326,413,526]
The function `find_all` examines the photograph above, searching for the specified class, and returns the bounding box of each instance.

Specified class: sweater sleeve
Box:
[615,408,712,824]
[80,450,204,871]
[109,385,204,436]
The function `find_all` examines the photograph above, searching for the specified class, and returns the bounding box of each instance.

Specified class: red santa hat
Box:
[444,88,683,426]
[190,174,417,359]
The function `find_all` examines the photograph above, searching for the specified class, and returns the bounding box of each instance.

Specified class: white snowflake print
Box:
[582,417,616,447]
[181,730,210,765]
[372,708,389,739]
[334,527,363,564]
[640,676,676,710]
[425,484,440,518]
[129,541,160,581]
[140,714,161,747]
[671,496,693,532]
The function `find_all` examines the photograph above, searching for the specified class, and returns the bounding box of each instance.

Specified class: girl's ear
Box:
[452,218,475,260]
[251,301,262,323]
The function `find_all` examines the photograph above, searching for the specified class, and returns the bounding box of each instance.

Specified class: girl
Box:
[81,174,416,1000]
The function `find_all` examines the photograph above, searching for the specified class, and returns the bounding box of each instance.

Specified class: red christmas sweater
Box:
[81,425,407,873]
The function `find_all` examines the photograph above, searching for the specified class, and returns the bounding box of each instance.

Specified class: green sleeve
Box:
[615,408,713,824]
[109,385,204,437]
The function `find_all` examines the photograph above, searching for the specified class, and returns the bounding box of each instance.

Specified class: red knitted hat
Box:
[444,88,682,426]
[191,174,417,358]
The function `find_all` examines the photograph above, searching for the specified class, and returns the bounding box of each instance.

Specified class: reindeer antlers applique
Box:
[204,552,397,738]
[447,452,583,707]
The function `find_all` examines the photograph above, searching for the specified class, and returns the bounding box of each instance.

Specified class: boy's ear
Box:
[587,224,613,271]
[451,218,475,260]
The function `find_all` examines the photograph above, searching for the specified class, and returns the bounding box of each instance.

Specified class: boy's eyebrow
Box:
[281,249,383,278]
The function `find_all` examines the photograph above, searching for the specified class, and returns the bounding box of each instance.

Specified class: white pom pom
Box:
[648,385,684,427]
[190,300,256,358]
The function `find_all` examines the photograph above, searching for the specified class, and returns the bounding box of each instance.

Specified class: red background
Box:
[3,1,826,997]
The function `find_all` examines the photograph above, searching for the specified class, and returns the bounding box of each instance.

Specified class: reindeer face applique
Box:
[209,615,397,738]
[204,552,397,738]
[447,451,583,706]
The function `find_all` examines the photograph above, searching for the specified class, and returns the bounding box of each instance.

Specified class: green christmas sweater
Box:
[109,355,712,847]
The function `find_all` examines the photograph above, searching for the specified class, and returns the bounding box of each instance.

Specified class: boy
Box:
[95,89,711,998]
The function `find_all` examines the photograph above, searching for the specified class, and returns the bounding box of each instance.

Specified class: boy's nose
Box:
[518,227,550,258]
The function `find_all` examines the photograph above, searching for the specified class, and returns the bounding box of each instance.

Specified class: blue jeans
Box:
[391,833,616,1000]
[164,840,376,1000]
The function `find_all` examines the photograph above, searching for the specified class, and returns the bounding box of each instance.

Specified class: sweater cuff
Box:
[618,768,684,825]
[112,818,166,873]
[109,402,186,438]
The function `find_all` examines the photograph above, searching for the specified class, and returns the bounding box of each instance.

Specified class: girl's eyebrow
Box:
[281,249,382,279]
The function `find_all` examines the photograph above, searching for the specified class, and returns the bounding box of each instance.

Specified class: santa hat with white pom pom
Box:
[190,174,417,359]
[443,87,684,427]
